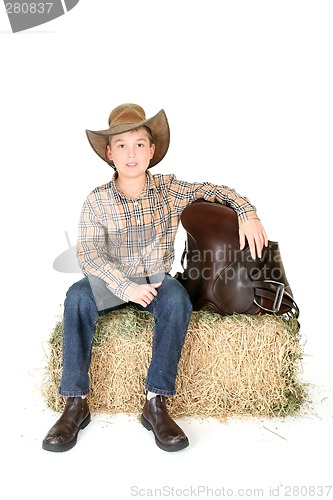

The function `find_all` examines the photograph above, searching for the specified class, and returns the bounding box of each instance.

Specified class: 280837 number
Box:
[5,3,53,14]
[284,485,332,496]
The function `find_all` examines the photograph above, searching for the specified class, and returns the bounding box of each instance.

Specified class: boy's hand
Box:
[128,282,162,307]
[239,219,268,259]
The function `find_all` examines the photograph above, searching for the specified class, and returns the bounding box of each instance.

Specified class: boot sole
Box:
[140,414,189,452]
[42,412,91,452]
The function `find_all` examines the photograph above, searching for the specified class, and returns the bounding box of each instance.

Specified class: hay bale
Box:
[42,308,305,420]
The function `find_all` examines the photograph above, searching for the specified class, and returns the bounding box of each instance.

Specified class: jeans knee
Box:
[65,278,96,313]
[164,278,193,316]
[177,284,192,309]
[179,288,193,316]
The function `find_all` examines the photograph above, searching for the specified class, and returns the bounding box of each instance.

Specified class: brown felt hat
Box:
[86,103,170,168]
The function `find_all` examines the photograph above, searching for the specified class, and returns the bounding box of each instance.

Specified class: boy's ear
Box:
[150,143,156,159]
[106,144,112,161]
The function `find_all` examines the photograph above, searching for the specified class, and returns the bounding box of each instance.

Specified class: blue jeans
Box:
[59,274,193,398]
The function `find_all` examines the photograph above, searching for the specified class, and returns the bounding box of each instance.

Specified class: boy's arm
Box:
[169,175,257,220]
[168,175,268,258]
[77,198,137,302]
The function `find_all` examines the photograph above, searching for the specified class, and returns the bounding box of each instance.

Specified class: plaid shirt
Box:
[77,171,258,301]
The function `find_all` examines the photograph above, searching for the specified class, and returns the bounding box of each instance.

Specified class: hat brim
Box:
[86,109,170,168]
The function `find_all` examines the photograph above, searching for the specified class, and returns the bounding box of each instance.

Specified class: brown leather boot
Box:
[141,395,189,452]
[42,397,91,452]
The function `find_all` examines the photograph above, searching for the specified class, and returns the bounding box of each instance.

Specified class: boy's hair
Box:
[108,126,154,148]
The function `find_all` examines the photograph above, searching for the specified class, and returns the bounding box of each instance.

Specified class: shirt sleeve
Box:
[76,195,137,302]
[167,175,259,223]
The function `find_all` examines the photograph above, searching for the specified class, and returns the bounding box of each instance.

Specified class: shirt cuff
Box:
[237,210,259,224]
[108,280,138,302]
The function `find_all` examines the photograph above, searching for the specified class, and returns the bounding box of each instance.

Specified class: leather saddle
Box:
[175,199,299,317]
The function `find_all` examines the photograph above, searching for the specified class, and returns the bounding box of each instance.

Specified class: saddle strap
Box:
[253,280,299,318]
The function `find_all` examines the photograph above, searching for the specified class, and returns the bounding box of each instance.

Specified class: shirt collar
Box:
[110,170,156,202]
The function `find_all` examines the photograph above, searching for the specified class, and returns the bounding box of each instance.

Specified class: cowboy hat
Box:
[86,103,170,168]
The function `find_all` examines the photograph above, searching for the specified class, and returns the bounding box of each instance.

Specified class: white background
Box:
[0,1,332,499]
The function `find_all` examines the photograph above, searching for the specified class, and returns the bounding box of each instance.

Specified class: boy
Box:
[42,103,268,453]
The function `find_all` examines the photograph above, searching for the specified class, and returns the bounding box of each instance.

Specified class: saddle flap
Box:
[213,255,255,314]
[181,200,241,278]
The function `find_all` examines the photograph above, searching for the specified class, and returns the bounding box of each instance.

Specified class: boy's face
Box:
[106,128,155,180]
